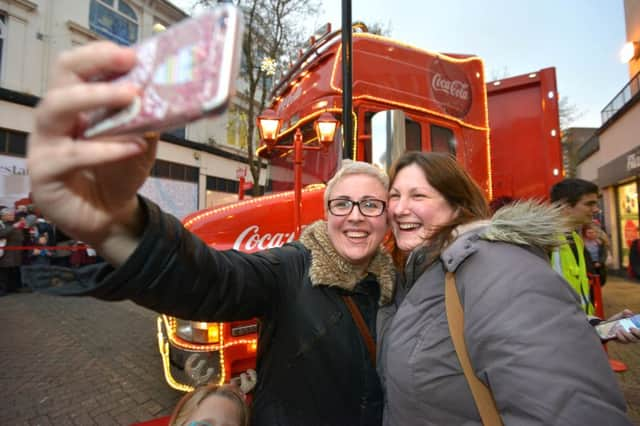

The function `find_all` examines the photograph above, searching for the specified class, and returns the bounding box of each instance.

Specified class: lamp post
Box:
[236,167,247,200]
[257,110,338,238]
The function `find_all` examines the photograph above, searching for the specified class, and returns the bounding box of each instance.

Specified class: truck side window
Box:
[406,119,421,152]
[430,124,457,156]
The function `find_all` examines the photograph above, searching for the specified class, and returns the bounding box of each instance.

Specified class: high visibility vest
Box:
[551,231,594,315]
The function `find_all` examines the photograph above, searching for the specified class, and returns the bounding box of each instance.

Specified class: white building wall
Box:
[576,104,640,182]
[0,0,267,212]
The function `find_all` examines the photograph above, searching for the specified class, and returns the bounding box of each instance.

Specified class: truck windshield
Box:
[267,122,341,192]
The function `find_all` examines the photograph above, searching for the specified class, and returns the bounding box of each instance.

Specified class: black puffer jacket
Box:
[32,198,395,426]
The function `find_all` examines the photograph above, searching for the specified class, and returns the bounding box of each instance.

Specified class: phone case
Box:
[595,314,640,340]
[83,4,243,138]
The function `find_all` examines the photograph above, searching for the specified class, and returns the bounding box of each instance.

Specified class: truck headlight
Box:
[176,320,220,344]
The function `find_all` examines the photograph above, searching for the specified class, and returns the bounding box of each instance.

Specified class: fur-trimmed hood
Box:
[478,200,569,251]
[438,200,568,272]
[408,200,569,283]
[299,220,395,305]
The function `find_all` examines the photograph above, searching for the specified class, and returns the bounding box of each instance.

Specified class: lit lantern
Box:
[256,109,282,151]
[314,112,339,151]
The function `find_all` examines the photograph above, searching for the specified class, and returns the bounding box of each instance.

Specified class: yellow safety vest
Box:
[551,231,594,315]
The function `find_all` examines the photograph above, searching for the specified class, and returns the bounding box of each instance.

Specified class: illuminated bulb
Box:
[620,41,638,63]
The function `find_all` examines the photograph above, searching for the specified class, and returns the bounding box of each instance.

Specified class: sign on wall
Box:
[0,155,29,207]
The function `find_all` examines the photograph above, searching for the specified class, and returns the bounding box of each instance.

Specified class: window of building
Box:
[617,181,639,268]
[166,127,186,140]
[0,128,28,157]
[0,12,6,78]
[151,159,199,183]
[89,0,138,46]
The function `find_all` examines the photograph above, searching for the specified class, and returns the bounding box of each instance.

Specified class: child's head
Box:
[37,234,48,245]
[583,222,600,241]
[169,383,249,426]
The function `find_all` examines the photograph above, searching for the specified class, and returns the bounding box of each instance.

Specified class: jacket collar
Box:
[299,220,395,305]
[409,200,568,276]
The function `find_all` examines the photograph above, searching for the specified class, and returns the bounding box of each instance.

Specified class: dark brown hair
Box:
[388,152,490,267]
[169,383,250,426]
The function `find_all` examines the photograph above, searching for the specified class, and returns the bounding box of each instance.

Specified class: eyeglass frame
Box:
[327,198,387,217]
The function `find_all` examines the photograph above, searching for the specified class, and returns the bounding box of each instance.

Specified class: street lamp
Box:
[236,167,247,200]
[256,110,339,238]
[256,109,282,151]
[314,112,339,151]
[620,41,640,63]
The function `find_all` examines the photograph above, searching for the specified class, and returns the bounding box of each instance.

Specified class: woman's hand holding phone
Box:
[28,42,156,267]
[595,309,640,344]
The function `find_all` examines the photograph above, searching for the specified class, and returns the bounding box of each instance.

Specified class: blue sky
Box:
[173,0,631,128]
[314,0,630,128]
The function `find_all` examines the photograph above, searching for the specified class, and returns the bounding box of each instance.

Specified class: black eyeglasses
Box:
[328,198,386,217]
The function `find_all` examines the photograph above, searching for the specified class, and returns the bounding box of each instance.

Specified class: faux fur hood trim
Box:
[299,220,395,305]
[478,200,569,252]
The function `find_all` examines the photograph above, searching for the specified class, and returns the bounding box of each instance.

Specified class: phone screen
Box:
[595,314,640,340]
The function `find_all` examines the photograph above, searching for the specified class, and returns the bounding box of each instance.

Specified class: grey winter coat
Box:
[378,202,631,426]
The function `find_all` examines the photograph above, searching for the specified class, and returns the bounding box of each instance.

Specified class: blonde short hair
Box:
[323,160,389,210]
[169,383,249,426]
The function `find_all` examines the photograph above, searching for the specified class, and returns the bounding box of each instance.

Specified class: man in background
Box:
[550,178,600,315]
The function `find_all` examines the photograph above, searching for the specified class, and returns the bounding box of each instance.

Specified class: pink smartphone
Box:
[83,4,243,138]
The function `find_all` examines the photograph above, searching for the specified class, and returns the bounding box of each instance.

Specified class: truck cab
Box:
[156,25,562,392]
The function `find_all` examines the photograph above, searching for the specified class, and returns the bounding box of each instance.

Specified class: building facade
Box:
[0,0,266,220]
[577,0,639,272]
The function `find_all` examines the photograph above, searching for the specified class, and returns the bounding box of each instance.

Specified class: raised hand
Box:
[28,41,157,265]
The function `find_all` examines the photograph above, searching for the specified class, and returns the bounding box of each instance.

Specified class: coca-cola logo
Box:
[233,225,296,252]
[432,73,469,101]
[428,59,473,118]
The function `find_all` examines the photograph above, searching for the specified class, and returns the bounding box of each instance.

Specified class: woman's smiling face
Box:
[388,163,457,253]
[326,174,389,268]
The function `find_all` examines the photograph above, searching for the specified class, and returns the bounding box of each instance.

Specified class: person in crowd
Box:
[378,151,631,425]
[583,222,609,286]
[549,178,600,314]
[169,383,250,426]
[630,238,640,280]
[69,241,97,268]
[35,217,56,246]
[30,234,52,266]
[0,207,25,295]
[26,41,393,426]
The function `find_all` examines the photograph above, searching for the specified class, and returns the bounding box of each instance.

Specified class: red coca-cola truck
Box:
[156,25,562,392]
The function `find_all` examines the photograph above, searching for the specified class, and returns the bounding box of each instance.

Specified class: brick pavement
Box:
[603,275,640,425]
[1,276,639,425]
[0,292,181,426]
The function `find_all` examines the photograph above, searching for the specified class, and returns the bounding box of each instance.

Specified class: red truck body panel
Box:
[487,68,563,200]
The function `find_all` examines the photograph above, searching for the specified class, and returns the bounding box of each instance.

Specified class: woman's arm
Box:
[32,198,301,322]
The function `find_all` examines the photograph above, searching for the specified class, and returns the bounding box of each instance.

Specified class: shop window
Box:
[618,181,639,268]
[89,0,138,46]
[0,128,27,157]
[166,127,186,139]
[151,159,198,183]
[430,124,457,156]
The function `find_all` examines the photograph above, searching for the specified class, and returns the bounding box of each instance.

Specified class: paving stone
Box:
[0,293,181,425]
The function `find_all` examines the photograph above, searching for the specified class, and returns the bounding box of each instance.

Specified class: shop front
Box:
[599,146,640,273]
